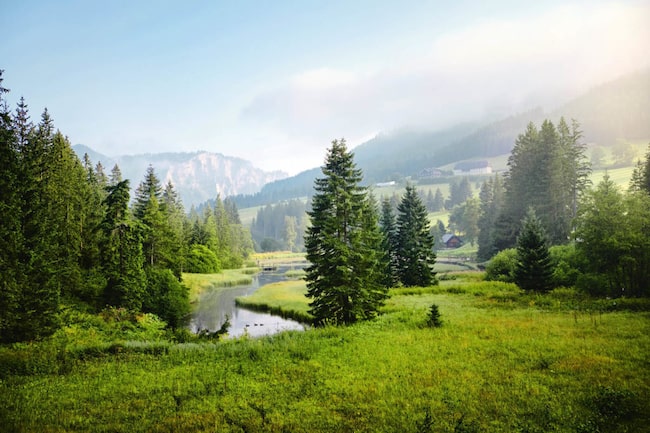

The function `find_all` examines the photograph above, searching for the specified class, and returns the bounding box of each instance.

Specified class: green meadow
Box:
[1,273,649,432]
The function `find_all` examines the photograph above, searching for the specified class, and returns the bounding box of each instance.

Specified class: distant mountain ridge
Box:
[236,69,649,207]
[72,145,288,207]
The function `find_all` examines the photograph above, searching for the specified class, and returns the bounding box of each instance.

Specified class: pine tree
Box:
[477,175,504,261]
[513,208,553,293]
[101,180,146,310]
[629,143,650,194]
[304,139,388,325]
[432,188,445,212]
[0,70,27,342]
[379,198,399,287]
[133,164,162,220]
[496,119,590,250]
[16,109,62,340]
[395,184,437,287]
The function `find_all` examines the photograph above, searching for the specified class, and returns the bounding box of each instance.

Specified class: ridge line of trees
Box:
[0,72,253,343]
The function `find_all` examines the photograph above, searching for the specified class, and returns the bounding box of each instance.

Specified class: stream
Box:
[189,266,306,338]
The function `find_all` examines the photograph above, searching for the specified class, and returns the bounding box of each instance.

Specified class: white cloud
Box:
[239,1,650,171]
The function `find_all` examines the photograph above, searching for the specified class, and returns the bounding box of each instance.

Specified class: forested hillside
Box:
[0,72,253,342]
[233,70,649,208]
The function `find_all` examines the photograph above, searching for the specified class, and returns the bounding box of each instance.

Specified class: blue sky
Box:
[1,0,648,174]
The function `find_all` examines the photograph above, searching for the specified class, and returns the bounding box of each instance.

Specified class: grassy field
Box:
[1,273,649,432]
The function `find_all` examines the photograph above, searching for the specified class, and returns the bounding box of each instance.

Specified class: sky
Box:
[1,0,649,175]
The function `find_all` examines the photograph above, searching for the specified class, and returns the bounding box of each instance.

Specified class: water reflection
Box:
[189,267,306,338]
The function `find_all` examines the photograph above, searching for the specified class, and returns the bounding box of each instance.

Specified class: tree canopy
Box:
[304,139,389,325]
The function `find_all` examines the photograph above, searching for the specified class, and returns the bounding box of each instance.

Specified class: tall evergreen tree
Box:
[379,197,399,287]
[304,139,388,325]
[133,164,163,219]
[513,208,554,293]
[477,175,504,261]
[395,184,437,287]
[101,180,146,310]
[629,143,650,194]
[575,174,649,297]
[496,119,590,249]
[432,188,445,212]
[16,109,62,340]
[0,70,27,342]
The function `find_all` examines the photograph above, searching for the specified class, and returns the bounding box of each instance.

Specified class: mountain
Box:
[233,70,650,208]
[72,146,288,207]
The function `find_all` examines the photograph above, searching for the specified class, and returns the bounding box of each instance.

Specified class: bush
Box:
[185,245,221,274]
[144,268,191,329]
[576,273,610,297]
[484,248,517,282]
[549,244,585,287]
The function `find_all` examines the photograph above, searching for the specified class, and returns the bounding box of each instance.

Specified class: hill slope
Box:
[237,70,649,207]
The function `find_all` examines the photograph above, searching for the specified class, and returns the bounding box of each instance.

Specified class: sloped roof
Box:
[442,234,460,243]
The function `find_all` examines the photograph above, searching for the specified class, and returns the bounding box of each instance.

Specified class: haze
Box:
[1,0,648,175]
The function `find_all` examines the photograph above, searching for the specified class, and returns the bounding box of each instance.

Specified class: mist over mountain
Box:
[235,70,649,208]
[72,146,288,207]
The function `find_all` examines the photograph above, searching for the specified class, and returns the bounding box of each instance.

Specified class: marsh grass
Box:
[236,280,313,324]
[183,270,257,300]
[2,274,649,432]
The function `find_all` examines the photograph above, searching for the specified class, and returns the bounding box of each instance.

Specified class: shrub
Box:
[484,248,517,282]
[575,273,610,297]
[143,268,191,329]
[185,245,221,274]
[549,244,585,287]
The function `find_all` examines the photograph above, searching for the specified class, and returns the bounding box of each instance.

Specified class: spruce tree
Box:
[304,139,388,325]
[496,119,589,249]
[513,208,554,293]
[395,184,437,287]
[0,71,26,342]
[101,180,146,310]
[629,143,650,194]
[379,198,399,287]
[477,175,504,261]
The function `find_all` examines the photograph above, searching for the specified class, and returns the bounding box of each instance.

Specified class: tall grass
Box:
[183,270,256,300]
[2,278,649,432]
[236,280,313,324]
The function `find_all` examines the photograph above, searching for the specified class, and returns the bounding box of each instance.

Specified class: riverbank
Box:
[235,280,313,324]
[2,273,649,431]
[183,268,258,302]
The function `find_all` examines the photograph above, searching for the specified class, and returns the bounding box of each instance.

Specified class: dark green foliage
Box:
[379,198,399,287]
[143,268,190,328]
[496,119,590,249]
[576,175,650,297]
[477,175,504,261]
[426,303,442,327]
[133,164,162,219]
[396,185,437,287]
[0,70,25,343]
[185,245,221,273]
[101,180,146,311]
[304,139,389,325]
[513,208,554,293]
[251,199,307,251]
[484,248,517,283]
[580,386,640,433]
[549,244,585,288]
[629,143,650,194]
